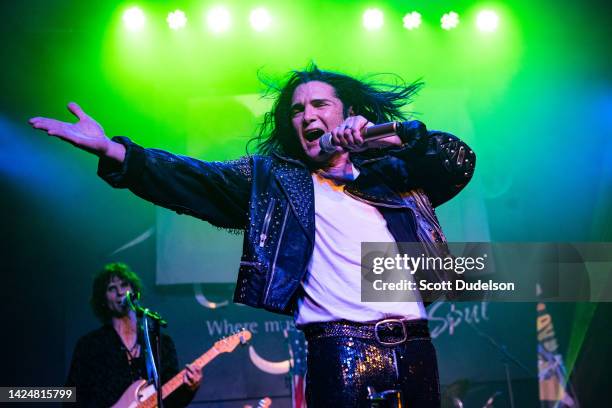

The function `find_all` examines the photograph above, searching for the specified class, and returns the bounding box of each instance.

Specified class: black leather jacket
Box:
[99,121,475,316]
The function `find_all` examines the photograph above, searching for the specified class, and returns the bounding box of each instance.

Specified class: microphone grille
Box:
[319,133,335,153]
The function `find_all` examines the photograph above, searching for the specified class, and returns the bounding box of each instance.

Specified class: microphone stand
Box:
[127,293,168,408]
[465,320,533,408]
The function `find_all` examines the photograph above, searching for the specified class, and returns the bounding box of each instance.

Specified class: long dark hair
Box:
[249,63,424,160]
[90,262,142,323]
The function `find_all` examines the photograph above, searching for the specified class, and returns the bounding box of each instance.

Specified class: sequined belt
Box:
[302,318,430,346]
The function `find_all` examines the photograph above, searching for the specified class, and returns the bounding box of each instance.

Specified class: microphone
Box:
[122,290,140,309]
[121,291,168,327]
[319,121,401,153]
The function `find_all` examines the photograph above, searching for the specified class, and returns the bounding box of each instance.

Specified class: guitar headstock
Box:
[213,329,252,353]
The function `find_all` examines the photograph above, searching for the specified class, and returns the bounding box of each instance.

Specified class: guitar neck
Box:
[142,348,220,408]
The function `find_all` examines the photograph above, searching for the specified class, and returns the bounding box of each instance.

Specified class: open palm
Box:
[29,102,109,156]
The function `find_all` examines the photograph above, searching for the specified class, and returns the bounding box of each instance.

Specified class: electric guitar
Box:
[112,330,252,408]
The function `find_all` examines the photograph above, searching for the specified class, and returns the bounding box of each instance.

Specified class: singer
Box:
[64,263,202,407]
[31,65,475,407]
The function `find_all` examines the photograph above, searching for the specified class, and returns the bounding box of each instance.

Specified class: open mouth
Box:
[304,129,325,142]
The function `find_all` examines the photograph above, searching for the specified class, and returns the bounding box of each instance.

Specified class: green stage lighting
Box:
[363,8,384,31]
[250,7,272,32]
[476,10,499,32]
[167,10,187,30]
[403,11,422,30]
[441,11,459,30]
[122,6,145,31]
[207,6,231,33]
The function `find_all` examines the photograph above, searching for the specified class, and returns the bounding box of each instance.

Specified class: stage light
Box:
[167,10,187,30]
[207,6,231,33]
[250,7,271,31]
[476,10,499,32]
[402,12,422,30]
[441,11,459,30]
[363,8,384,31]
[122,7,145,31]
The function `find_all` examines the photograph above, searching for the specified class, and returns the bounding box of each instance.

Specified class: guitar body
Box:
[111,330,252,408]
[111,379,155,408]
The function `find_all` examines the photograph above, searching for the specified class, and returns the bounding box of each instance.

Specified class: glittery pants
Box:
[305,336,440,407]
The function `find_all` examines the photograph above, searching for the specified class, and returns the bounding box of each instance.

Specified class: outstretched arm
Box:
[29,103,251,229]
[29,102,126,162]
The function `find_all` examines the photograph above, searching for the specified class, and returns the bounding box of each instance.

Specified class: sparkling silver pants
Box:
[305,335,440,407]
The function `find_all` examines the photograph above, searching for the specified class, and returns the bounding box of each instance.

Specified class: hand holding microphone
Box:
[319,117,403,154]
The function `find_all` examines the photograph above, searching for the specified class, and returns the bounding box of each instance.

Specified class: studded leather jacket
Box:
[99,120,475,316]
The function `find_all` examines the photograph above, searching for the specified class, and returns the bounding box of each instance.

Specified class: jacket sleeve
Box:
[97,137,252,229]
[385,120,476,207]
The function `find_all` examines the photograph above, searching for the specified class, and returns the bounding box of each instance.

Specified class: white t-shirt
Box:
[295,171,426,325]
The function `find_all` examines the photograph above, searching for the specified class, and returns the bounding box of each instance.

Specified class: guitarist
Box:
[65,263,202,407]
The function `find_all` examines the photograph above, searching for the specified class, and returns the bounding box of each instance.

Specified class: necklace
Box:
[122,338,140,361]
[124,341,141,380]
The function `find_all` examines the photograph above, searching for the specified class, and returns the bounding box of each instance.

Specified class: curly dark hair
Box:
[89,262,143,323]
[248,63,424,162]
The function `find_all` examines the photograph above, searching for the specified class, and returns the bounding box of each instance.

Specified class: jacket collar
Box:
[270,152,314,240]
[271,150,307,167]
[270,150,407,224]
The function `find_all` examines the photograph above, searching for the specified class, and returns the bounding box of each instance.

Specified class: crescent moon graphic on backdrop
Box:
[193,284,229,309]
[108,227,155,256]
[248,345,290,375]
